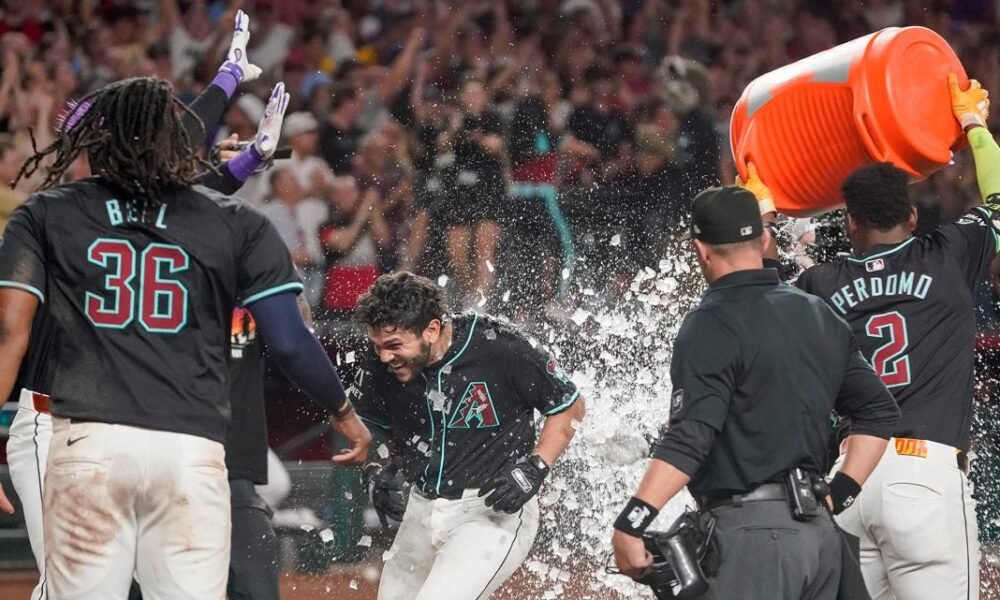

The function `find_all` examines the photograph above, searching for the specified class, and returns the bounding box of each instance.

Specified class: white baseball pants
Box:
[833,438,979,600]
[43,417,231,600]
[6,389,54,599]
[378,488,540,600]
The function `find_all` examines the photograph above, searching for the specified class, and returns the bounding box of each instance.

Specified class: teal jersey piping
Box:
[242,281,304,305]
[844,237,916,263]
[0,280,44,303]
[543,388,580,416]
[435,314,479,494]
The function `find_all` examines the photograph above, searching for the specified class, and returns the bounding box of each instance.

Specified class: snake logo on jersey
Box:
[448,382,499,429]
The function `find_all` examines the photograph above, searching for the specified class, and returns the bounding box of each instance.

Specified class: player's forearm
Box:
[0,289,38,408]
[838,433,888,487]
[968,127,1000,205]
[532,397,585,466]
[249,293,352,417]
[181,84,230,149]
[634,458,692,511]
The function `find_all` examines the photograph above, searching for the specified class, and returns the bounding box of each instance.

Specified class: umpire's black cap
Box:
[689,185,763,244]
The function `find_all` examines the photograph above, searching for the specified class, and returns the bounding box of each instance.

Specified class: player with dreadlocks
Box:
[0,29,369,600]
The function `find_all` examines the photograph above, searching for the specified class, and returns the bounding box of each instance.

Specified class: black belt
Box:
[413,486,465,501]
[700,483,788,511]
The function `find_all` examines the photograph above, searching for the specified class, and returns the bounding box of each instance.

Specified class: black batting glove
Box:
[479,455,550,514]
[362,461,409,527]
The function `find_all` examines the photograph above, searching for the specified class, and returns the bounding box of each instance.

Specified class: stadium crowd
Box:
[1,0,998,320]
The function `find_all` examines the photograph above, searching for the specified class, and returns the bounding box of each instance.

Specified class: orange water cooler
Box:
[730,27,968,217]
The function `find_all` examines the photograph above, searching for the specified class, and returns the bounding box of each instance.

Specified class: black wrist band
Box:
[829,471,862,515]
[613,496,659,537]
[333,401,354,419]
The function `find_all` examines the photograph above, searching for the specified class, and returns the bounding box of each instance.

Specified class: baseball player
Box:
[349,271,585,600]
[744,74,996,599]
[3,12,264,598]
[0,72,370,599]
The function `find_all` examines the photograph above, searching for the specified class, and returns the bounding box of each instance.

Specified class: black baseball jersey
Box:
[0,177,301,443]
[661,269,898,497]
[226,307,268,483]
[795,204,1000,451]
[348,313,579,498]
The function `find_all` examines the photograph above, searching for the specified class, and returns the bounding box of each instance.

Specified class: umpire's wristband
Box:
[613,497,659,537]
[829,471,862,515]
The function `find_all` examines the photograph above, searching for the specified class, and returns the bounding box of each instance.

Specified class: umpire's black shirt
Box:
[655,269,899,498]
[350,313,580,498]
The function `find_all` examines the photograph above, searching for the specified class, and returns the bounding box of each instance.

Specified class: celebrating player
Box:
[0,72,369,599]
[348,271,585,599]
[745,73,996,599]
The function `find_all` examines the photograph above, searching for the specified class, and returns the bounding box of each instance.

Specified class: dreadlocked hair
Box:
[15,77,209,209]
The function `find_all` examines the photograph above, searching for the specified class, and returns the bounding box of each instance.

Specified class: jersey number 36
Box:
[85,238,188,333]
[865,311,911,388]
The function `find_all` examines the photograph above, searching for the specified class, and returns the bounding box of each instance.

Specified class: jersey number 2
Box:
[865,311,911,388]
[85,239,188,333]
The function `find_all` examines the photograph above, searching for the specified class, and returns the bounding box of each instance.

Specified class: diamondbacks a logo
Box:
[448,382,499,429]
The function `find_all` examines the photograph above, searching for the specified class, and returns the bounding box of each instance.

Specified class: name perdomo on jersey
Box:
[829,270,933,315]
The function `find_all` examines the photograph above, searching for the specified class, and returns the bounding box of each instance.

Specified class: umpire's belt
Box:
[700,483,787,511]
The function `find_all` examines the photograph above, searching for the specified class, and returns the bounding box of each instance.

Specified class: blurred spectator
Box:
[441,77,506,308]
[245,0,293,76]
[318,86,363,174]
[319,176,389,315]
[259,167,314,271]
[282,111,336,305]
[0,133,27,231]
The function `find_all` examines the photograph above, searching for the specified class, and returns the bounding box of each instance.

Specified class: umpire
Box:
[611,186,900,599]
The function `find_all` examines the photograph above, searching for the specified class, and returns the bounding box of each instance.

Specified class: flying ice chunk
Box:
[377,444,390,459]
[382,550,395,562]
[345,351,355,364]
[486,260,495,272]
[417,441,430,454]
[349,580,358,590]
[570,309,590,326]
[562,268,570,280]
[438,274,449,287]
[428,389,447,411]
[357,535,372,547]
[484,329,497,340]
[344,492,353,500]
[502,290,511,302]
[300,524,314,532]
[610,234,621,247]
[659,259,671,272]
[319,529,334,543]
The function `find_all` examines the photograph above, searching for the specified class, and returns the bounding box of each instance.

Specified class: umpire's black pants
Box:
[229,479,281,600]
[696,499,843,600]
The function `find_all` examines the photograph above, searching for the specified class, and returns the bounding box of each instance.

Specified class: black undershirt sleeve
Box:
[651,419,717,478]
[181,84,230,148]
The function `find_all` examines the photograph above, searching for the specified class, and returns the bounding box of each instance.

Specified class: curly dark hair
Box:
[842,162,913,231]
[355,272,448,333]
[15,77,207,209]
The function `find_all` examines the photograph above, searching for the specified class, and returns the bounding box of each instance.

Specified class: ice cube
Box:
[349,580,358,590]
[502,290,511,302]
[319,528,334,543]
[382,550,395,562]
[570,309,590,326]
[345,351,355,364]
[377,444,390,459]
[610,234,621,247]
[486,260,495,272]
[484,329,497,340]
[417,441,430,454]
[357,535,372,547]
[437,274,449,287]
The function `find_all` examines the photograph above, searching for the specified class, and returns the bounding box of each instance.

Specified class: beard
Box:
[390,339,433,381]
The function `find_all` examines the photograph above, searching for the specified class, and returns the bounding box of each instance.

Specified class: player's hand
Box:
[330,410,372,466]
[0,483,13,514]
[737,162,777,217]
[216,133,241,161]
[612,530,653,580]
[218,9,262,83]
[253,82,289,160]
[478,455,548,514]
[949,73,990,130]
[363,461,408,527]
